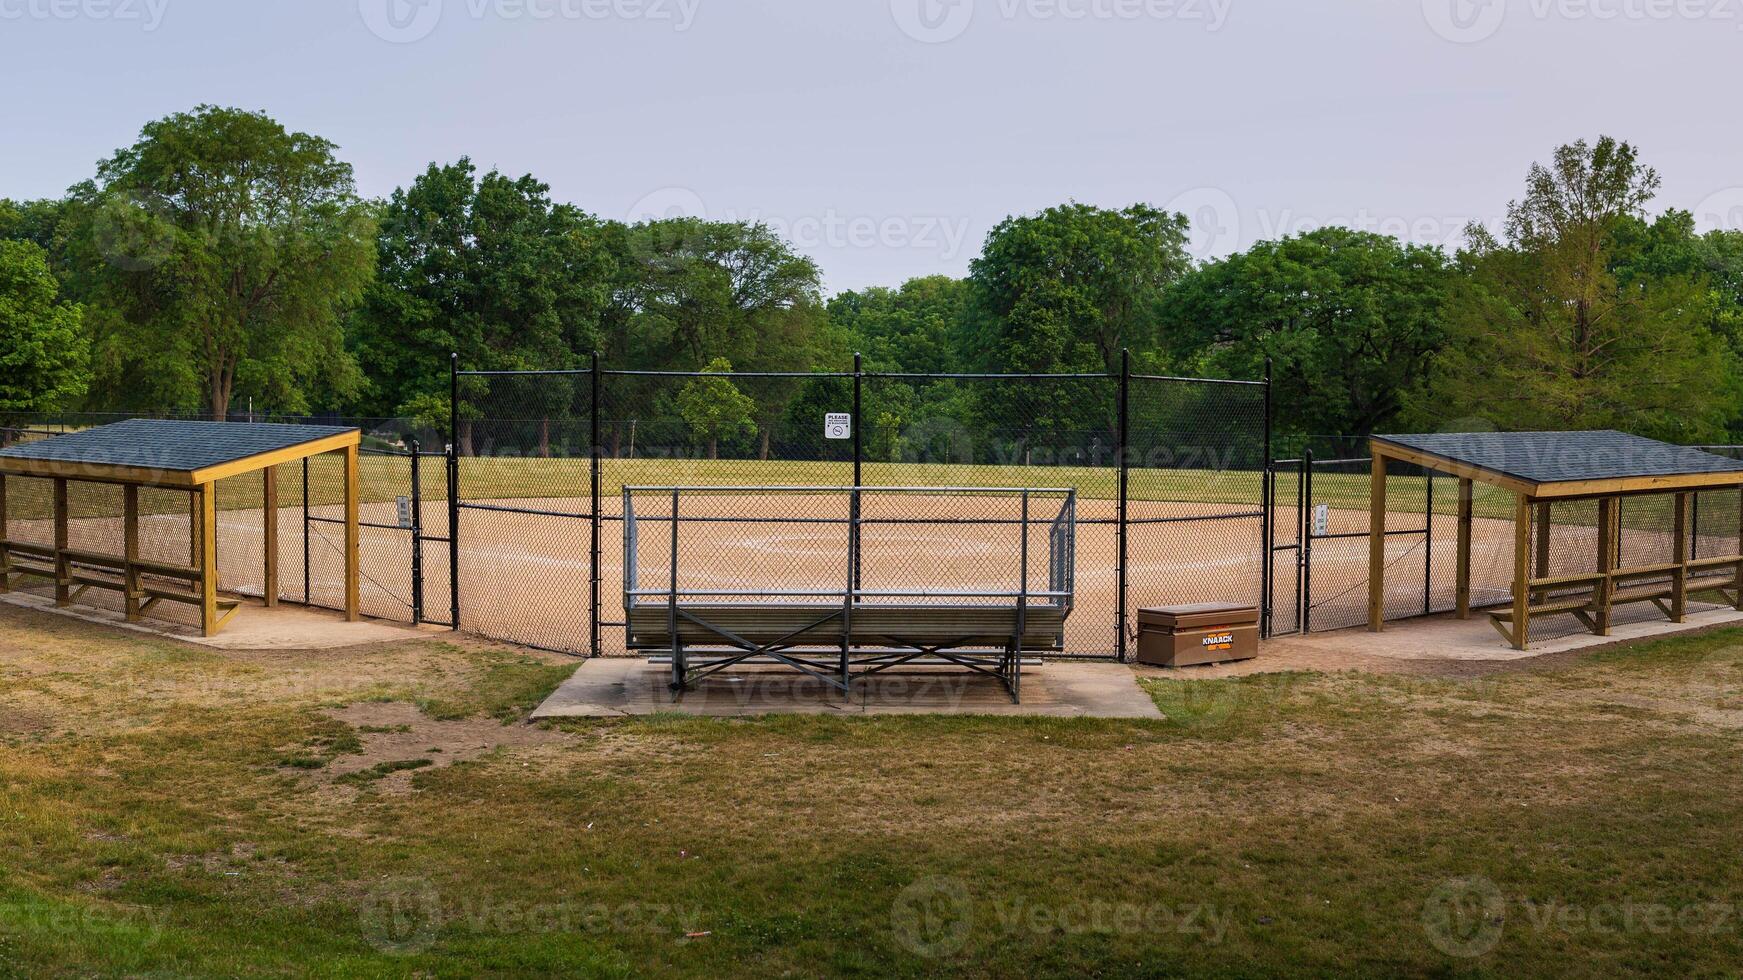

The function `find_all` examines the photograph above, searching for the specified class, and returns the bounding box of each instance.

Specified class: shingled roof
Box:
[0,420,360,486]
[1372,430,1743,496]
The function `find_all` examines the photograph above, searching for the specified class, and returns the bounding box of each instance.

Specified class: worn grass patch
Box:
[3,603,1743,976]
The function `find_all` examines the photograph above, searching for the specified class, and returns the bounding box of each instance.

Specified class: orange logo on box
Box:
[1202,632,1233,652]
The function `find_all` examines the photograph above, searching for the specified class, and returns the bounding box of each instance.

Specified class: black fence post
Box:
[302,456,310,604]
[1302,449,1315,635]
[852,351,863,602]
[410,437,424,625]
[1260,357,1273,638]
[1117,348,1130,662]
[1423,470,1433,617]
[448,351,461,632]
[590,350,602,658]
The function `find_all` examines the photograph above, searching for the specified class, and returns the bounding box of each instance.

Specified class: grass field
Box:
[4,604,1743,975]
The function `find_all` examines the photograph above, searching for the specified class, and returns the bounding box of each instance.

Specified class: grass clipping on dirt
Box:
[2,603,1742,976]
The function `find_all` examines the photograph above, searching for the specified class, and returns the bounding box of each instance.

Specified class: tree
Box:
[677,358,756,459]
[0,239,89,416]
[1409,137,1736,440]
[348,159,617,446]
[1160,227,1452,438]
[66,106,374,418]
[828,275,968,374]
[609,219,830,459]
[966,202,1192,374]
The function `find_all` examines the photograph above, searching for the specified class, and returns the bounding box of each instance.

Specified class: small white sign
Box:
[1313,503,1329,537]
[396,496,413,529]
[824,412,852,440]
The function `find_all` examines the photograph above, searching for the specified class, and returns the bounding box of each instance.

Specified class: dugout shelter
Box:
[0,420,361,636]
[1368,431,1743,650]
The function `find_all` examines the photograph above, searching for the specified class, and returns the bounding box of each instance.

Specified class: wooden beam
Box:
[1671,492,1689,623]
[262,465,279,608]
[198,482,218,636]
[53,478,69,607]
[1531,473,1743,500]
[188,430,361,485]
[1456,477,1473,619]
[1368,452,1387,632]
[0,458,196,487]
[188,489,199,567]
[344,445,360,622]
[123,485,140,622]
[1595,496,1616,636]
[1366,438,1536,496]
[1511,494,1531,650]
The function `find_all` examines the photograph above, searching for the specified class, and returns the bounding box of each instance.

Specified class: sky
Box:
[2,0,1741,294]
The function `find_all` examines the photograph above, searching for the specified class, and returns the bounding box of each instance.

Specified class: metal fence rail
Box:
[449,352,1271,659]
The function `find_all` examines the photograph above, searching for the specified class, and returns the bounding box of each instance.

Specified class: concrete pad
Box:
[1157,603,1743,679]
[531,658,1163,719]
[0,590,433,650]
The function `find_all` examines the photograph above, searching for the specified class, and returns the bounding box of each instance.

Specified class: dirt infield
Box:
[6,489,1720,656]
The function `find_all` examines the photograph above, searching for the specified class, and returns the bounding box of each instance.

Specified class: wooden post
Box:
[1533,502,1552,604]
[1368,451,1387,632]
[123,485,141,622]
[1595,496,1616,636]
[1511,494,1531,651]
[262,465,279,608]
[1456,478,1473,619]
[199,482,218,637]
[188,489,199,567]
[1671,492,1689,623]
[53,478,69,607]
[1734,487,1743,612]
[0,473,9,594]
[344,445,360,622]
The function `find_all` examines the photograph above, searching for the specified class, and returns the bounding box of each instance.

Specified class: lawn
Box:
[3,605,1743,976]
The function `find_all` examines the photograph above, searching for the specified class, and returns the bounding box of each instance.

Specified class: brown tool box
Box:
[1136,603,1258,667]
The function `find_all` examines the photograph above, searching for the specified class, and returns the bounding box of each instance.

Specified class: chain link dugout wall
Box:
[1275,452,1743,641]
[451,359,1270,658]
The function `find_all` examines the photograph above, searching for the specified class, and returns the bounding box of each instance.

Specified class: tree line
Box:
[4,105,1741,458]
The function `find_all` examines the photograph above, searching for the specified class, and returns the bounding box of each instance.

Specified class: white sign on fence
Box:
[1313,503,1329,537]
[396,495,413,529]
[824,412,852,440]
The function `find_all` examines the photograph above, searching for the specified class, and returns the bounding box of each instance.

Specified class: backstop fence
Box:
[448,353,1271,659]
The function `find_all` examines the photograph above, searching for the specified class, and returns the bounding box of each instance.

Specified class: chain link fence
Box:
[451,356,1271,659]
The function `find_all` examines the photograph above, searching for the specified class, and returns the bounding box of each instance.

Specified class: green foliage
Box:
[1161,227,1452,438]
[1408,136,1737,440]
[677,357,757,458]
[966,202,1191,374]
[828,274,966,373]
[348,158,616,434]
[64,105,374,418]
[0,239,89,412]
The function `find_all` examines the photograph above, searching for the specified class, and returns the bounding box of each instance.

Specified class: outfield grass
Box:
[3,605,1743,975]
